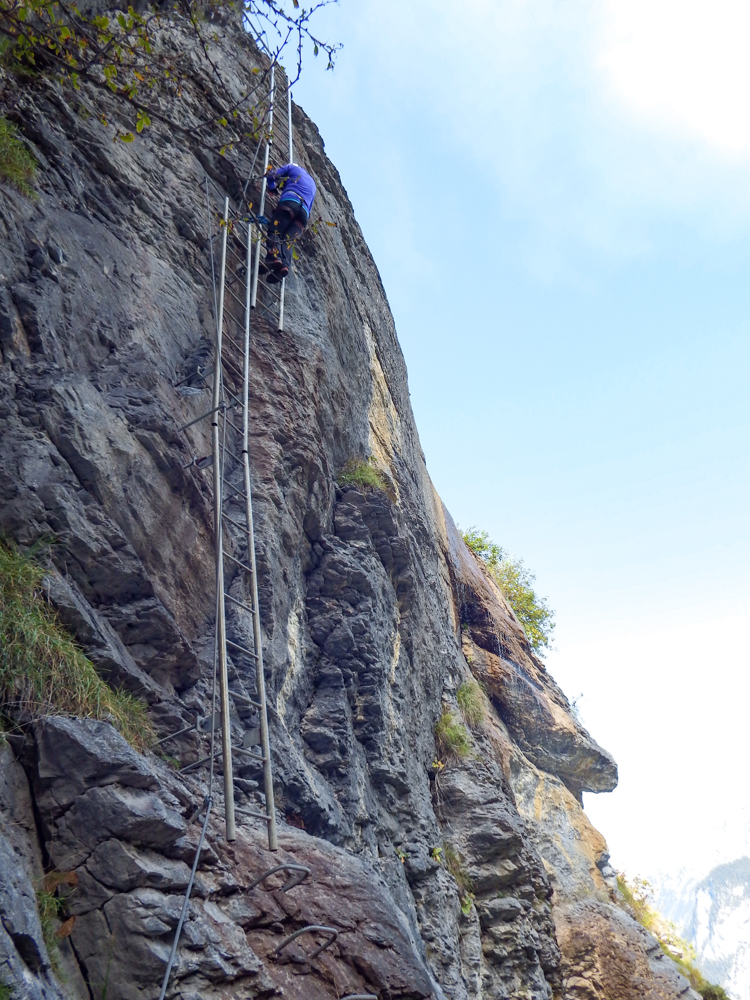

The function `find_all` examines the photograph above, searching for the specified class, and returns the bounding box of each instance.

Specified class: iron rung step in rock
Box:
[274,926,339,960]
[246,864,310,892]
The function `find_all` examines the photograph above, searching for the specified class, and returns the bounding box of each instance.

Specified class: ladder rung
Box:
[176,403,224,433]
[220,352,244,382]
[232,744,265,762]
[180,753,213,773]
[224,481,248,501]
[223,281,247,312]
[222,442,242,461]
[224,592,256,615]
[222,513,248,533]
[231,691,262,708]
[179,740,236,773]
[180,737,264,774]
[223,316,246,341]
[223,386,243,409]
[225,269,245,289]
[235,806,271,822]
[226,637,258,660]
[257,275,283,299]
[156,722,195,745]
[224,551,253,575]
[230,226,250,248]
[252,299,278,322]
[221,329,243,355]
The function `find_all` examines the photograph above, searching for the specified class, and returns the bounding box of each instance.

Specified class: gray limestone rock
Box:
[0,829,66,1000]
[0,12,694,1000]
[50,784,187,868]
[34,717,158,812]
[84,839,193,893]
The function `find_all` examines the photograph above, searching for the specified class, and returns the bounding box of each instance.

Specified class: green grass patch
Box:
[0,982,14,1000]
[435,710,472,760]
[617,875,730,1000]
[0,541,154,750]
[336,456,387,493]
[456,679,488,729]
[443,841,474,913]
[0,118,36,197]
[36,887,64,974]
[460,525,555,654]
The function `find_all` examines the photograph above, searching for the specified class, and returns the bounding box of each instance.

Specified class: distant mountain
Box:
[656,857,750,1000]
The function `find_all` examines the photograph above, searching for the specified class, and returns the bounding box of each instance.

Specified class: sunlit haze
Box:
[294,0,750,891]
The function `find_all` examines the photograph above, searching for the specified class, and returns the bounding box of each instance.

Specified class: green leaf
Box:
[119,132,135,142]
[71,71,80,89]
[218,117,227,126]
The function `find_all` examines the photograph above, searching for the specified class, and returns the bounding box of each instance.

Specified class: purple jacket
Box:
[266,163,317,215]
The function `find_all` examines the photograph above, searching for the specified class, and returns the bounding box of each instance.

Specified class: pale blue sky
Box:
[293,0,750,883]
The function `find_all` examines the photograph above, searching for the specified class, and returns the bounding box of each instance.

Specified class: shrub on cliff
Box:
[337,457,388,493]
[456,679,488,729]
[699,988,731,1000]
[435,710,472,760]
[0,117,36,197]
[443,841,475,914]
[0,540,153,749]
[617,875,730,1000]
[0,0,338,145]
[460,526,555,654]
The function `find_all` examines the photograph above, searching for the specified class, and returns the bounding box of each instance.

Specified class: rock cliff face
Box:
[0,15,703,1000]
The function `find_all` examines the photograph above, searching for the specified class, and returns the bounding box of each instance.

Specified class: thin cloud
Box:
[600,0,750,155]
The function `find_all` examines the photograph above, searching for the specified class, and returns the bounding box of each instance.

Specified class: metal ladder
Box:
[159,66,383,1000]
[181,65,293,848]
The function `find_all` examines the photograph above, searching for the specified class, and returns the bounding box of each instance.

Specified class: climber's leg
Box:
[279,219,306,273]
[265,205,295,270]
[276,202,309,277]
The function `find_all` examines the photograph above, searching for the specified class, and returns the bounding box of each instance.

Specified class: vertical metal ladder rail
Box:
[250,64,294,333]
[195,64,292,846]
[212,196,236,842]
[195,176,279,849]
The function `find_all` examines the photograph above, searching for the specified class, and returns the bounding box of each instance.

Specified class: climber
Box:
[262,162,317,283]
